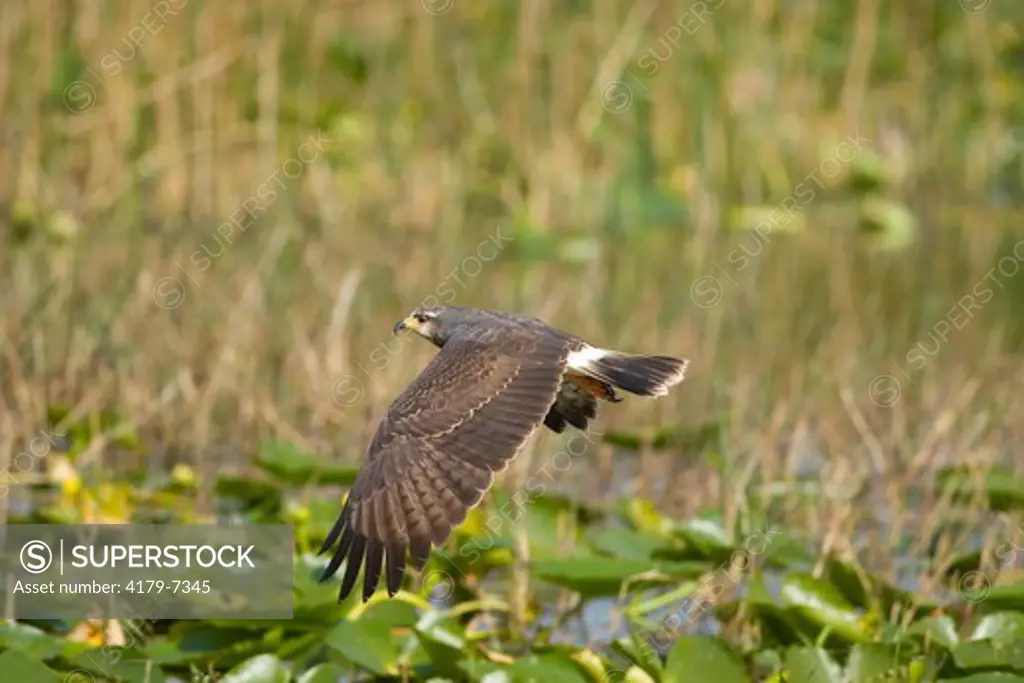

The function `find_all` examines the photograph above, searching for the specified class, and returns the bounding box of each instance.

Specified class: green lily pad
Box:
[779,574,873,644]
[325,619,401,676]
[297,663,348,683]
[503,230,602,264]
[587,527,677,560]
[222,654,290,683]
[782,647,843,682]
[215,474,282,509]
[72,656,169,683]
[532,557,711,597]
[663,636,750,683]
[0,622,82,661]
[457,657,505,680]
[824,555,938,615]
[904,614,960,650]
[478,490,594,562]
[604,430,644,451]
[844,643,915,681]
[849,149,897,194]
[755,531,816,571]
[504,653,593,683]
[359,597,422,629]
[972,612,1024,643]
[616,665,658,683]
[859,197,917,252]
[611,633,665,680]
[744,574,805,645]
[0,651,61,682]
[621,498,675,537]
[569,647,616,682]
[943,674,1024,683]
[980,583,1024,612]
[47,405,140,455]
[945,550,985,578]
[937,467,1024,511]
[414,611,471,679]
[257,438,361,486]
[145,624,268,669]
[954,639,1024,673]
[674,514,735,560]
[653,420,724,451]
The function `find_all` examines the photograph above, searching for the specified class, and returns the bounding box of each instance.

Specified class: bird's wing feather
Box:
[319,329,568,602]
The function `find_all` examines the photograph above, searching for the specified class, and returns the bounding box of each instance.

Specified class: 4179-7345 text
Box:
[125,579,210,593]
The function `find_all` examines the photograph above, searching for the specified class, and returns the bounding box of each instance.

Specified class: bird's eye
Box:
[413,312,429,323]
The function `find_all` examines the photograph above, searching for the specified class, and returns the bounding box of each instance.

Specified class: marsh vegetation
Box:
[2,1,1024,680]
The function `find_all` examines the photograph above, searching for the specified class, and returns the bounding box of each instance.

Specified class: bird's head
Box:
[394,305,451,346]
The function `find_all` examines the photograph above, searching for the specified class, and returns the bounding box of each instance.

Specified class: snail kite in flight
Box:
[319,306,688,602]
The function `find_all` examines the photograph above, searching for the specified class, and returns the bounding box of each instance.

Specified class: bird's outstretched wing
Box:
[319,330,569,602]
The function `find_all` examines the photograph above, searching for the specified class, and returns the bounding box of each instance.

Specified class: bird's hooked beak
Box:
[394,316,415,335]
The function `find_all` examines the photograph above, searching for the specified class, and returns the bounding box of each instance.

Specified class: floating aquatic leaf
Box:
[569,647,613,682]
[587,527,678,560]
[325,37,368,85]
[824,555,938,615]
[954,639,1024,673]
[46,405,140,454]
[504,653,593,683]
[357,598,422,629]
[674,514,735,560]
[619,665,658,683]
[752,530,815,571]
[619,497,676,537]
[71,656,169,683]
[977,581,1024,612]
[652,420,724,453]
[532,557,711,597]
[144,623,268,669]
[215,474,282,509]
[293,553,359,614]
[858,196,917,251]
[781,646,843,683]
[325,619,402,676]
[849,149,898,194]
[502,230,601,264]
[603,430,644,451]
[415,611,472,679]
[904,614,959,650]
[221,654,290,683]
[937,467,1024,511]
[297,662,348,683]
[0,622,82,661]
[663,635,750,683]
[257,438,360,486]
[942,674,1024,683]
[611,633,664,680]
[972,612,1024,643]
[480,490,592,562]
[0,651,61,683]
[779,574,874,644]
[456,657,506,680]
[843,642,916,682]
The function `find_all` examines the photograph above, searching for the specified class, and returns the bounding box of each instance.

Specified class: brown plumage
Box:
[319,306,689,602]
